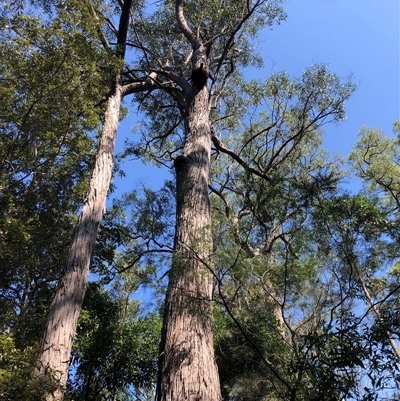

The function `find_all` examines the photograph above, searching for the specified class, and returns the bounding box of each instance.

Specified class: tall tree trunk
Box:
[35,84,123,400]
[34,2,134,398]
[157,81,222,400]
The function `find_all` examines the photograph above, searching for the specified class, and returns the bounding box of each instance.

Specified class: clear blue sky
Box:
[261,0,399,155]
[113,0,400,195]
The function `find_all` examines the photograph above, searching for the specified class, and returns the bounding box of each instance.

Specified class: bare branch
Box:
[211,131,272,182]
[214,0,262,80]
[121,72,162,96]
[87,1,112,50]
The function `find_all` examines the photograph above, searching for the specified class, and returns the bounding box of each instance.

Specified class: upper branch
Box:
[175,0,197,48]
[211,132,271,183]
[121,72,159,96]
[87,2,112,50]
[214,0,262,80]
[116,0,133,59]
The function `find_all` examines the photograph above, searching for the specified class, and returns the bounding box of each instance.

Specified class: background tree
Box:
[0,2,114,398]
[349,123,400,363]
[30,1,157,397]
[209,107,358,400]
[209,122,400,400]
[66,281,161,401]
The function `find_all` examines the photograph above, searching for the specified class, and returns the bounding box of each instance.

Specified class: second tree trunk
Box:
[157,86,222,400]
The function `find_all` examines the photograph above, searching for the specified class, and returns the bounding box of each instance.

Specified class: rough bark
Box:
[157,82,222,400]
[34,2,136,398]
[35,84,123,400]
[156,1,222,397]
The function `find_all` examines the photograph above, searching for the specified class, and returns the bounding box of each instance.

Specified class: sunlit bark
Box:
[35,83,123,400]
[157,79,222,400]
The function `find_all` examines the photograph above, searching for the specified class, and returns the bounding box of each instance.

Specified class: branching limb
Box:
[175,0,197,47]
[121,72,159,96]
[211,131,272,182]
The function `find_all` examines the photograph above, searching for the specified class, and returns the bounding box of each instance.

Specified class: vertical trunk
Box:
[157,85,222,400]
[35,84,123,400]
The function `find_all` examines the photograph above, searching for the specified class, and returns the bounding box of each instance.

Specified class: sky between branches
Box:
[112,0,399,196]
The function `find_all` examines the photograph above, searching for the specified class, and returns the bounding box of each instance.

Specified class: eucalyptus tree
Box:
[0,2,116,398]
[36,0,289,399]
[33,2,135,396]
[1,0,138,397]
[4,0,356,399]
[349,124,400,360]
[123,4,354,400]
[0,1,103,318]
[208,106,362,399]
[210,156,399,399]
[121,65,355,399]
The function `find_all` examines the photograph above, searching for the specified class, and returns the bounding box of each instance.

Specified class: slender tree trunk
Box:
[35,84,123,400]
[157,83,222,400]
[34,1,135,396]
[355,265,400,359]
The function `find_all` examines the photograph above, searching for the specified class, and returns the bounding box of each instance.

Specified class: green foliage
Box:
[0,1,124,398]
[92,180,175,289]
[209,115,400,400]
[315,195,387,240]
[350,126,400,208]
[0,335,59,401]
[67,283,161,400]
[211,142,353,399]
[0,0,114,340]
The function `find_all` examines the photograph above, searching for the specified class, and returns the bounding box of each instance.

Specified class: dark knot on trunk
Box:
[191,63,209,90]
[174,155,187,174]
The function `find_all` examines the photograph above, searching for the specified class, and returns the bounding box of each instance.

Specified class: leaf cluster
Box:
[67,283,161,400]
